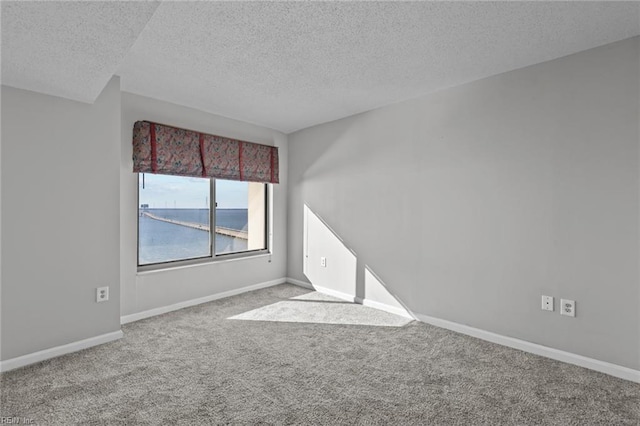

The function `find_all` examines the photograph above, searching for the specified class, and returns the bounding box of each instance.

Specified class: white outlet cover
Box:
[320,257,326,267]
[96,286,109,303]
[560,299,575,317]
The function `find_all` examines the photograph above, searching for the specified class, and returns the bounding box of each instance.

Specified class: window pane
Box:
[215,180,266,255]
[138,174,211,265]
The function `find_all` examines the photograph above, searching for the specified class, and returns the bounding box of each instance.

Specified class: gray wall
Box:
[1,78,122,360]
[0,82,289,360]
[287,37,640,369]
[120,93,288,316]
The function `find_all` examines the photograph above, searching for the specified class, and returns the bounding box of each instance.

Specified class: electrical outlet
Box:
[320,257,327,267]
[541,295,554,311]
[560,299,575,317]
[96,286,109,303]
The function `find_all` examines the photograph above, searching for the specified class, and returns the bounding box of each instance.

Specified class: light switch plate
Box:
[541,295,554,311]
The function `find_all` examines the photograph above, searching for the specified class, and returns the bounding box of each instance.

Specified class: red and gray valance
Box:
[132,121,279,184]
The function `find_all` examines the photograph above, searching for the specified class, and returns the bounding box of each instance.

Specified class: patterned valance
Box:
[132,121,279,184]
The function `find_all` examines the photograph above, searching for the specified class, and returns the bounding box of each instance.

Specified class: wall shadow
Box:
[303,204,357,299]
[303,204,414,319]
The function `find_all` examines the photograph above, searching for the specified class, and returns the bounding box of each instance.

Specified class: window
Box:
[138,174,268,267]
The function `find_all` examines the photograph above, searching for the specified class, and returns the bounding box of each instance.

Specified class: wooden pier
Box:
[142,212,248,240]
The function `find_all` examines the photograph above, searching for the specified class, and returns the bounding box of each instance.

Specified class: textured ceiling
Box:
[1,1,160,103]
[3,2,639,133]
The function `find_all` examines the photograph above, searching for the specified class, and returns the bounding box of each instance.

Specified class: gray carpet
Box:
[229,291,412,327]
[1,284,639,425]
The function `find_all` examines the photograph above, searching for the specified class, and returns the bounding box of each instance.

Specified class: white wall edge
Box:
[357,297,414,320]
[286,277,313,289]
[413,312,640,384]
[121,278,287,325]
[0,330,123,373]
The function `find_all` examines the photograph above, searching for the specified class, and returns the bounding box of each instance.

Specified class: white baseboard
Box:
[286,278,359,304]
[356,297,414,319]
[121,278,287,325]
[0,330,123,373]
[291,281,412,320]
[310,285,356,302]
[412,312,640,384]
[289,278,639,383]
[286,277,313,289]
[4,278,636,384]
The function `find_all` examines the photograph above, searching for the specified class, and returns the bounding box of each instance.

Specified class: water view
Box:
[138,208,248,265]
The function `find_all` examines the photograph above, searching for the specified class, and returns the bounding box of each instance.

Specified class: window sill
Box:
[137,251,271,275]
